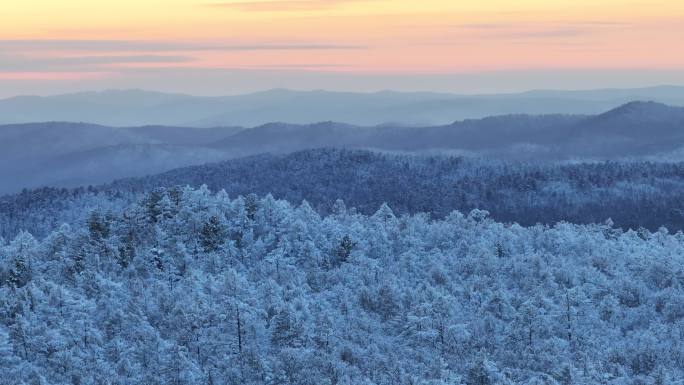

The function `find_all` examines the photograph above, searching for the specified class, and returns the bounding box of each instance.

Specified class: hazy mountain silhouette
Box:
[209,102,684,158]
[2,86,684,127]
[0,122,241,193]
[565,101,684,156]
[2,101,684,194]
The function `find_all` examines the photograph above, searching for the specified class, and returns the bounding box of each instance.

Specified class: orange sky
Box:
[1,0,683,94]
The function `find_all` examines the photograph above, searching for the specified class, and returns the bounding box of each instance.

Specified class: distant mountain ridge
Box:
[2,86,684,127]
[209,101,684,157]
[1,101,684,194]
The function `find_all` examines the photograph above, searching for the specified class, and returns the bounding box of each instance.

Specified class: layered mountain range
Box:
[2,86,684,127]
[3,100,684,194]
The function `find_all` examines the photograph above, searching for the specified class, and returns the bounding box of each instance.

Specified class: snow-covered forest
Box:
[4,149,684,241]
[1,185,683,384]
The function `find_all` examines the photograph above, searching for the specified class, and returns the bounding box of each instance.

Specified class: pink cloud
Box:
[0,72,112,81]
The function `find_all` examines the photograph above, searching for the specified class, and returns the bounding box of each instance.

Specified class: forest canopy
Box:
[1,185,683,384]
[4,149,684,241]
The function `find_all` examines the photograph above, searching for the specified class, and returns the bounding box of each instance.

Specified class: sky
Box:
[1,0,683,96]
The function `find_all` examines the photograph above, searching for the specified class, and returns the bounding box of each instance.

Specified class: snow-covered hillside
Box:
[1,186,682,384]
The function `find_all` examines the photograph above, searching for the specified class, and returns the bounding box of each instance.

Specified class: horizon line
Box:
[3,83,684,100]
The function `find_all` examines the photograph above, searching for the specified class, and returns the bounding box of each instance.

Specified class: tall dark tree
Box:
[200,216,225,253]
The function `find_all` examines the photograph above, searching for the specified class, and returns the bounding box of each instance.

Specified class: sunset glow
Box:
[1,0,683,94]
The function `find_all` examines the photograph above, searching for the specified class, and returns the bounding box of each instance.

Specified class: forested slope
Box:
[3,149,684,239]
[1,186,682,384]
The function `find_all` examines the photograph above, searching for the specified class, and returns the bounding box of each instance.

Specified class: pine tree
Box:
[0,327,20,379]
[8,257,29,288]
[151,247,164,271]
[271,309,292,347]
[373,202,396,223]
[87,210,109,240]
[331,199,347,216]
[245,193,258,222]
[144,189,164,223]
[466,357,492,385]
[6,233,34,288]
[558,365,573,385]
[200,216,225,253]
[495,242,506,258]
[117,231,136,268]
[271,308,302,348]
[334,235,356,267]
